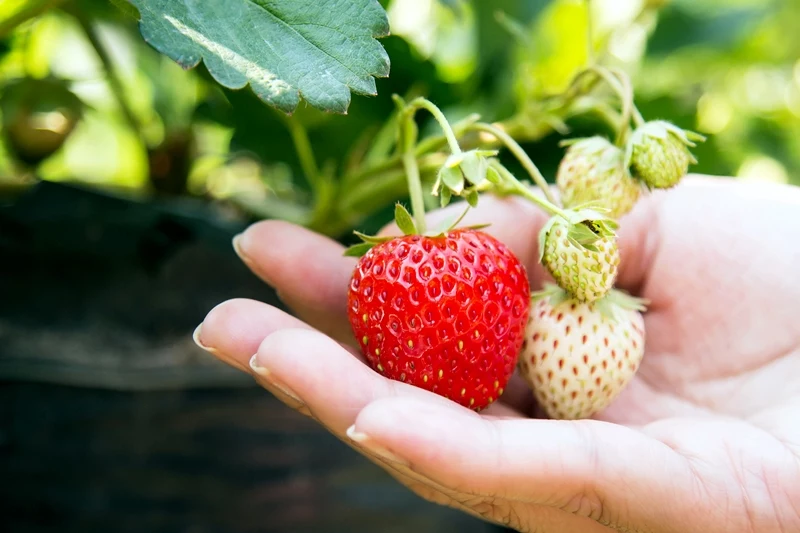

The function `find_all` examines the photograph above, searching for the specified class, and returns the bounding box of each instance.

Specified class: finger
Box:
[196,302,599,532]
[197,298,532,416]
[235,326,609,533]
[193,299,324,412]
[195,301,510,510]
[195,298,348,369]
[234,221,357,344]
[252,327,486,436]
[349,395,697,532]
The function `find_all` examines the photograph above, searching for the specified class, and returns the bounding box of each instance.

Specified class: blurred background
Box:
[1,0,798,532]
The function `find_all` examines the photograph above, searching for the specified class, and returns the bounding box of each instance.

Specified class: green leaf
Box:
[485,164,502,185]
[343,242,374,257]
[440,187,452,208]
[459,150,490,186]
[394,203,418,235]
[128,0,391,114]
[465,189,479,207]
[537,217,556,263]
[568,223,602,247]
[439,165,465,194]
[464,223,491,231]
[353,231,393,244]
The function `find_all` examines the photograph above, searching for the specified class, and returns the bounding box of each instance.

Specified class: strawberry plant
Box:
[1,0,794,420]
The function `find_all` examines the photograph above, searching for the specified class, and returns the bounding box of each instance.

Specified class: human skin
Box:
[194,175,800,533]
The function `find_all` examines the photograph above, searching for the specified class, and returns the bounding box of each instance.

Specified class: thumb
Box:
[348,395,696,531]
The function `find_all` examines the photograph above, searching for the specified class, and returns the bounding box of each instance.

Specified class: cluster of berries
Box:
[343,77,704,420]
[526,120,703,419]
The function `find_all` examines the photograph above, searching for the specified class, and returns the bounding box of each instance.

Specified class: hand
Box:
[194,176,800,533]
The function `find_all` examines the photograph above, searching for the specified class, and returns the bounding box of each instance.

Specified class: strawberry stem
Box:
[406,98,463,156]
[610,67,646,128]
[582,65,633,146]
[488,160,568,219]
[403,145,427,233]
[396,101,428,234]
[469,121,559,206]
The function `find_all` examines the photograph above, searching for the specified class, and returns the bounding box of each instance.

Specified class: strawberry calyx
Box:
[559,136,626,175]
[626,120,705,155]
[624,120,707,189]
[537,207,618,261]
[344,96,499,259]
[538,211,620,303]
[343,203,491,258]
[557,135,647,218]
[433,149,499,209]
[532,283,649,323]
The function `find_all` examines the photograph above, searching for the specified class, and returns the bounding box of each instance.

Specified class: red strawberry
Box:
[347,228,531,410]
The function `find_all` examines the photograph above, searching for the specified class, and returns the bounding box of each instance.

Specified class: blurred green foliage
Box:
[1,0,798,239]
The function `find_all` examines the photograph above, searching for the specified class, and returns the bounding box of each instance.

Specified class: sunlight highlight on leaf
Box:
[163,14,294,105]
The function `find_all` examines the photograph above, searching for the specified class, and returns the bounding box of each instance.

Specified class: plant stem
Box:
[398,109,427,233]
[344,113,480,186]
[489,160,567,219]
[570,96,623,132]
[282,116,323,193]
[72,10,142,141]
[609,67,646,127]
[403,148,427,233]
[408,98,463,155]
[582,65,634,146]
[469,122,559,205]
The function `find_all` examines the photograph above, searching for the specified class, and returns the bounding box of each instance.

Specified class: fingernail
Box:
[192,324,216,353]
[192,324,249,373]
[249,354,303,404]
[234,233,279,287]
[346,425,408,466]
[232,234,255,269]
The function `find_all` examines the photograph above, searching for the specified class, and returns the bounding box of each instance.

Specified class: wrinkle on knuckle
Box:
[404,481,513,529]
[456,494,519,530]
[558,490,610,525]
[557,423,635,531]
[410,480,456,507]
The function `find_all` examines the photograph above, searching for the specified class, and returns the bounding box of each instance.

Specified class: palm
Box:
[197,176,800,532]
[598,178,800,426]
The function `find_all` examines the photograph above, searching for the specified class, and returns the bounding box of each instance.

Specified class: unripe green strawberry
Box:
[539,211,620,303]
[556,136,641,219]
[627,120,705,189]
[518,286,646,420]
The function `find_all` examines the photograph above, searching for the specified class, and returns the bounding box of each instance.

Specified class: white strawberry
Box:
[518,285,646,420]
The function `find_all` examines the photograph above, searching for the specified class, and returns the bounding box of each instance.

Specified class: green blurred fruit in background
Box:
[1,76,83,166]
